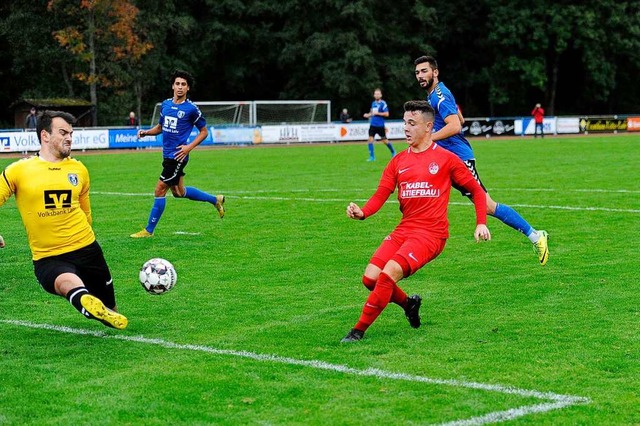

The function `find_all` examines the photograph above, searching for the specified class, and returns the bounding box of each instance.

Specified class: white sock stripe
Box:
[67,288,87,303]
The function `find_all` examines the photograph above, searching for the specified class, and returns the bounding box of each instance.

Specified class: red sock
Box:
[364,275,406,308]
[391,284,408,309]
[362,276,376,291]
[354,272,395,332]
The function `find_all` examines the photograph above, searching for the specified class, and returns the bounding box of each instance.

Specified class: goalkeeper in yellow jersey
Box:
[0,111,127,329]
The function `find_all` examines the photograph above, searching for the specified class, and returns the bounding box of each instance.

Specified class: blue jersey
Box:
[370,99,388,128]
[158,98,206,159]
[427,82,474,161]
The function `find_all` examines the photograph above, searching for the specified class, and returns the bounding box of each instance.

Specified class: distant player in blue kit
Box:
[414,56,549,265]
[131,70,225,238]
[364,88,396,161]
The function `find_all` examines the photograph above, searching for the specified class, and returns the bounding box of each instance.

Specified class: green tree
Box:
[47,0,152,125]
[487,0,640,115]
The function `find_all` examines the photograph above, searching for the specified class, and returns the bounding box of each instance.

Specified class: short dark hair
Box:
[172,69,194,88]
[36,110,76,143]
[414,55,438,70]
[403,100,435,122]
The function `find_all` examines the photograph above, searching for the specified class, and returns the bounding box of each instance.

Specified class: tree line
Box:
[1,0,639,127]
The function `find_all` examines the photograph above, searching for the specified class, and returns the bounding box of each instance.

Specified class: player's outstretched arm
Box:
[474,224,491,242]
[346,202,364,220]
[138,124,162,139]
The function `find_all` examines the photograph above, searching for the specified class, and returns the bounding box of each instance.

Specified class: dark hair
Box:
[414,55,438,70]
[403,100,435,121]
[36,110,76,143]
[172,69,194,88]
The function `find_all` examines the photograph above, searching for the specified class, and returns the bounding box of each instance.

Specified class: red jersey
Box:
[361,144,486,238]
[531,107,544,124]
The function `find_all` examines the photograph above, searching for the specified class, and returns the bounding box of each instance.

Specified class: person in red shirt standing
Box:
[531,103,545,138]
[341,100,491,342]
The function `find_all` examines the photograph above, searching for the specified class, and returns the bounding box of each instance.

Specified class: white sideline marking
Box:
[1,320,590,425]
[173,231,201,236]
[494,188,640,194]
[92,191,640,214]
[93,187,640,195]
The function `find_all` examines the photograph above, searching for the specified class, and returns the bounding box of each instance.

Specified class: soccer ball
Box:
[139,258,177,295]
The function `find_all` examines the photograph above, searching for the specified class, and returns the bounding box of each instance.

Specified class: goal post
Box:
[149,100,331,127]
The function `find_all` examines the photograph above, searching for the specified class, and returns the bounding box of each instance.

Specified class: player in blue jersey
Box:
[363,88,396,161]
[413,56,549,265]
[131,70,225,238]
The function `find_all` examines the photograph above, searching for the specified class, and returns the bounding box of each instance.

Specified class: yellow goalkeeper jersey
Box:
[0,155,95,260]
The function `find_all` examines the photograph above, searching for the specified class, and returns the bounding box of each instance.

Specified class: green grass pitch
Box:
[0,134,638,424]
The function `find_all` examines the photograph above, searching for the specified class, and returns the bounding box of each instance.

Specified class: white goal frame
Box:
[150,100,331,127]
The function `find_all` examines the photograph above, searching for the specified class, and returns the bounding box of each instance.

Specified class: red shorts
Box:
[370,228,447,277]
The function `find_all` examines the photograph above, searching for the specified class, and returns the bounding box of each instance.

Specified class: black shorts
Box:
[368,126,387,140]
[33,241,116,309]
[452,159,488,197]
[161,158,188,186]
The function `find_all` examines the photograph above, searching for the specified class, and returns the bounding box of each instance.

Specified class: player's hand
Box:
[346,202,364,220]
[137,129,147,139]
[363,113,371,118]
[174,145,192,162]
[474,224,491,242]
[0,235,5,248]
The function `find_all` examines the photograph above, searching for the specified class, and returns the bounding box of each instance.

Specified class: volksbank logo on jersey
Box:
[44,190,72,209]
[164,116,179,133]
[400,182,440,198]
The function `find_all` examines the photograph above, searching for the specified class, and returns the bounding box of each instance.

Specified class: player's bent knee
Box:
[362,275,377,291]
[387,256,410,280]
[485,198,497,215]
[170,188,185,198]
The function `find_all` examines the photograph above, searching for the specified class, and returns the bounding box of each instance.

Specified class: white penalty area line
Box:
[1,319,590,425]
[92,191,640,214]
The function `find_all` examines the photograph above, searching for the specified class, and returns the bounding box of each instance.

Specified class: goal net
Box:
[149,100,330,127]
[150,101,252,127]
[252,101,331,125]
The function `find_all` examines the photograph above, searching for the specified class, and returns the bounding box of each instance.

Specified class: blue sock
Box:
[146,197,166,233]
[184,186,217,204]
[368,143,375,158]
[493,203,534,236]
[386,142,396,156]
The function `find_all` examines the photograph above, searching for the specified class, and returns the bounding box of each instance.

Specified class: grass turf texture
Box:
[0,134,638,424]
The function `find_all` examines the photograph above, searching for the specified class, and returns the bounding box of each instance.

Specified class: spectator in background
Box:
[339,108,352,123]
[126,111,140,127]
[531,103,544,138]
[25,107,38,129]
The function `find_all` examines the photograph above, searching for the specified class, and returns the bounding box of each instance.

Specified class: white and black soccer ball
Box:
[139,258,177,295]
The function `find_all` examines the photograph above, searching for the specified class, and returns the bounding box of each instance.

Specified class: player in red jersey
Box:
[341,100,491,342]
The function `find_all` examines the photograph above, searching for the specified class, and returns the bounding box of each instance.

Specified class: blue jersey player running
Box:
[131,70,225,238]
[413,56,549,265]
[363,88,396,161]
